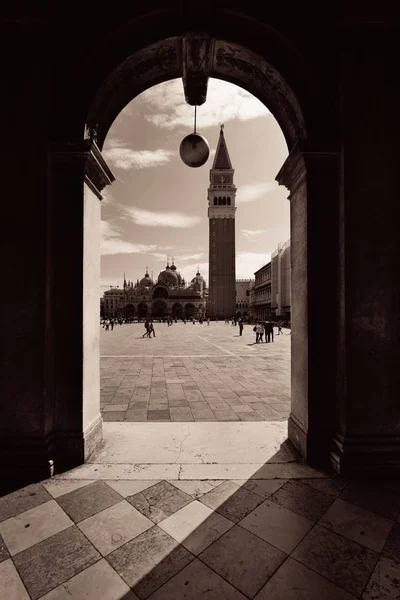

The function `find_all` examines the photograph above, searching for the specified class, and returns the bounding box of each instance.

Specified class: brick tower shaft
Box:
[207,125,237,319]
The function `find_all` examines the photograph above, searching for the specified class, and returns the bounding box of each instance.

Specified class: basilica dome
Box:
[138,271,153,288]
[170,262,182,286]
[158,263,178,286]
[191,270,206,289]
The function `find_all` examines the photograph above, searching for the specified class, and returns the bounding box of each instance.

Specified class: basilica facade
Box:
[103,262,207,320]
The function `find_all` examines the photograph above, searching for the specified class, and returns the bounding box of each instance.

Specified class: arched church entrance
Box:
[185,303,196,319]
[125,304,135,319]
[172,303,183,319]
[16,11,344,492]
[153,300,168,318]
[153,286,168,300]
[137,303,148,320]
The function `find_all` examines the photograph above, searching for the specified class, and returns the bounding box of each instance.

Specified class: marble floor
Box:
[100,322,290,422]
[1,469,400,599]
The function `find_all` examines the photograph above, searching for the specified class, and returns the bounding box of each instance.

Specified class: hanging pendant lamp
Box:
[179,105,210,168]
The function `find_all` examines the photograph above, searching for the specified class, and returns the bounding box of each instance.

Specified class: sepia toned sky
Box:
[100,77,289,294]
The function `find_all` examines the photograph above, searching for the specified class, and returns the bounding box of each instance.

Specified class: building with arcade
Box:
[102,261,207,320]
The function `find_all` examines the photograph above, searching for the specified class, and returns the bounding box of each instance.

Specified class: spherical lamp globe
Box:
[179,133,210,168]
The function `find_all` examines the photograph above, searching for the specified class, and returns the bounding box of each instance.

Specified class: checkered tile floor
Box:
[1,476,399,599]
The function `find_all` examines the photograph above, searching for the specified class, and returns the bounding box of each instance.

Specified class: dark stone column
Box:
[0,131,114,493]
[0,21,54,493]
[277,147,340,467]
[330,23,400,476]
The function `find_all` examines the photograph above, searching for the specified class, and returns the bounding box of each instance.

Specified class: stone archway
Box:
[29,16,341,489]
[82,36,338,470]
[81,30,339,470]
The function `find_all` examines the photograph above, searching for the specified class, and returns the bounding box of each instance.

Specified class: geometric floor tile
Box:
[167,480,219,498]
[239,500,314,554]
[158,500,234,555]
[319,498,394,552]
[56,481,122,523]
[230,479,287,499]
[127,481,192,524]
[199,525,287,598]
[269,479,335,521]
[104,480,161,498]
[37,558,139,600]
[13,526,101,600]
[0,483,51,523]
[382,522,400,563]
[0,500,73,555]
[302,478,348,497]
[0,532,10,562]
[41,479,96,499]
[339,480,400,520]
[147,557,247,599]
[107,526,194,599]
[0,558,30,600]
[78,500,154,555]
[200,481,264,523]
[254,557,357,600]
[362,555,400,600]
[292,524,379,597]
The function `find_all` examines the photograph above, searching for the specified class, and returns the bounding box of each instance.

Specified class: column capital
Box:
[276,143,340,199]
[51,140,115,199]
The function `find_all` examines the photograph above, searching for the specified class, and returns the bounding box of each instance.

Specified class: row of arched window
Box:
[213,197,231,206]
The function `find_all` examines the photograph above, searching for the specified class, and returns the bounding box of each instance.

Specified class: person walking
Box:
[149,319,156,337]
[265,320,274,343]
[142,318,150,337]
[239,318,244,336]
[255,322,264,343]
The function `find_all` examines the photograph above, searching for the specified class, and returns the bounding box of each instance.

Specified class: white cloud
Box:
[236,251,271,278]
[236,182,278,204]
[242,229,269,238]
[102,146,175,170]
[169,251,270,285]
[101,220,157,255]
[140,78,269,130]
[176,252,205,261]
[101,188,113,205]
[124,207,202,228]
[177,262,209,286]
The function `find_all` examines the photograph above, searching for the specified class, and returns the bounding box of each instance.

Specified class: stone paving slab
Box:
[2,476,399,600]
[100,322,290,422]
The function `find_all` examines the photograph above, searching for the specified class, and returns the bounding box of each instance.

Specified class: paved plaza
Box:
[101,322,290,422]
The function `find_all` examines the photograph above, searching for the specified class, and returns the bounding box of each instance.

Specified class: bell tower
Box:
[208,125,237,319]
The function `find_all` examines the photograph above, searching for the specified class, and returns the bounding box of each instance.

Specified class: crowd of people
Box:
[101,315,291,342]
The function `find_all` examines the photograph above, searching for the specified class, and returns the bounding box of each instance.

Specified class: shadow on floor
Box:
[1,435,400,599]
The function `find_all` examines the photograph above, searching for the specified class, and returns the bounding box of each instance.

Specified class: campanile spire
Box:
[207,126,237,319]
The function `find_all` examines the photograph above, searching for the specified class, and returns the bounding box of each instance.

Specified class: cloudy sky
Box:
[100,78,289,294]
